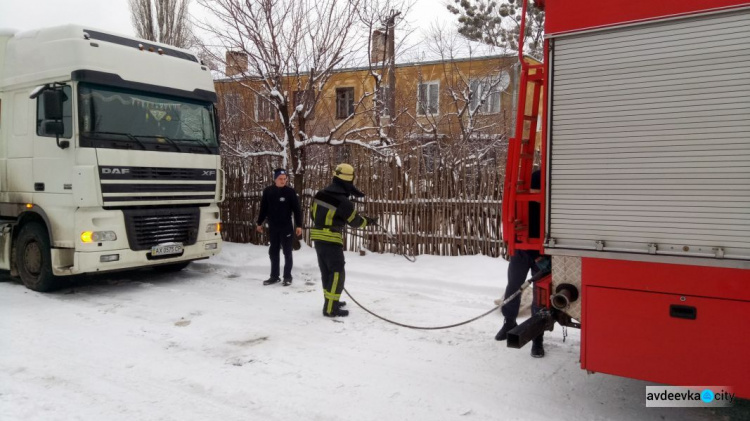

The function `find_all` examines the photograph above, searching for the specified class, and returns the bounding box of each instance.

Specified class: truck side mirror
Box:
[42,90,65,121]
[43,120,65,136]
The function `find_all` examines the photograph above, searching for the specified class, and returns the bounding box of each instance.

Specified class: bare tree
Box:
[426,27,511,146]
[198,0,409,193]
[129,0,195,48]
[386,26,515,175]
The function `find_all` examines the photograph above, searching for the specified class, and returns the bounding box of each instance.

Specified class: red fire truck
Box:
[502,0,750,399]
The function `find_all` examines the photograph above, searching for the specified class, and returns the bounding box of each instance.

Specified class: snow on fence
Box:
[220,149,505,257]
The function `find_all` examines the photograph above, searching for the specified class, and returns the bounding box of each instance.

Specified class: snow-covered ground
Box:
[1,242,745,421]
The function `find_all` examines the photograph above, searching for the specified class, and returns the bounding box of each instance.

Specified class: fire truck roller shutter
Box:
[547,9,750,261]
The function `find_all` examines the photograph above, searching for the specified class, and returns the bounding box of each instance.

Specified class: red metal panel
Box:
[580,258,750,399]
[582,286,750,399]
[582,258,750,301]
[533,274,552,309]
[545,0,750,35]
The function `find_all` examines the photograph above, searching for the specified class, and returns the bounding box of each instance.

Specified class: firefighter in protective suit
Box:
[310,163,377,317]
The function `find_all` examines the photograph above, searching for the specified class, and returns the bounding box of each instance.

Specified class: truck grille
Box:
[100,166,217,207]
[123,207,200,251]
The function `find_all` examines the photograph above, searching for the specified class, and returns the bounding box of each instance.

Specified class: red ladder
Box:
[502,60,546,258]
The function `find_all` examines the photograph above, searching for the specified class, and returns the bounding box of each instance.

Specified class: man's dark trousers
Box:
[269,226,294,279]
[314,241,346,314]
[501,249,540,321]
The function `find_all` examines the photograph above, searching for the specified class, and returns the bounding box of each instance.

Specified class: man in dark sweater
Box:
[495,169,549,358]
[256,168,303,286]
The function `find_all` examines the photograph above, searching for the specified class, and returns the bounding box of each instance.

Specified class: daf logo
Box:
[102,168,130,174]
[203,170,216,176]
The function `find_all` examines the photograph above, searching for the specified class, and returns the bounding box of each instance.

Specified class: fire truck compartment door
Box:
[547,9,750,260]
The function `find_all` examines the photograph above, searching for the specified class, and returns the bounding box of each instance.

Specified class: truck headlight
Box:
[81,231,117,243]
[206,223,221,233]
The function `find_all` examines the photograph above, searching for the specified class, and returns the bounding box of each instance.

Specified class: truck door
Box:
[33,85,75,198]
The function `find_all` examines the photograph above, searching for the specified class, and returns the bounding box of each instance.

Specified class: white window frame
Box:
[335,87,355,120]
[469,73,505,115]
[223,92,242,118]
[417,80,440,116]
[256,94,276,122]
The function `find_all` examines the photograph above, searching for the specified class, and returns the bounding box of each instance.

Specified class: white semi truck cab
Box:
[0,25,224,291]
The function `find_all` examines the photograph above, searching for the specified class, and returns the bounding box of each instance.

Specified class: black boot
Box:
[531,335,545,358]
[323,301,349,317]
[494,319,517,341]
[282,277,293,286]
[263,276,280,285]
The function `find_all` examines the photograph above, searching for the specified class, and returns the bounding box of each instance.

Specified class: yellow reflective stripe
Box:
[326,272,341,313]
[360,218,367,228]
[310,228,343,241]
[311,237,343,244]
[324,291,341,300]
[325,209,334,227]
[331,272,340,296]
[310,228,339,234]
[310,231,341,238]
[347,209,357,223]
[312,202,318,219]
[311,235,343,245]
[310,230,342,240]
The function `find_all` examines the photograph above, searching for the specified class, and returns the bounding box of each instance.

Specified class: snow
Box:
[29,84,46,99]
[269,89,284,103]
[0,242,733,421]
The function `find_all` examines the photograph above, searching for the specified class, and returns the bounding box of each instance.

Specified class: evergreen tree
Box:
[447,0,545,59]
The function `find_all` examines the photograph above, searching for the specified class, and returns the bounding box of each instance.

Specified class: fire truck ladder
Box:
[502,60,546,259]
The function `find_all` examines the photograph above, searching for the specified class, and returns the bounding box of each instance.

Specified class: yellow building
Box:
[215,52,541,144]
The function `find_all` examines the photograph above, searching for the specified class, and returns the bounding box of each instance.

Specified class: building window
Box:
[294,90,315,120]
[256,94,276,121]
[336,87,355,119]
[470,71,510,114]
[223,92,242,118]
[417,81,439,116]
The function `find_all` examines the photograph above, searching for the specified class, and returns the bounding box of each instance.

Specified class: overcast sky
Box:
[0,0,456,39]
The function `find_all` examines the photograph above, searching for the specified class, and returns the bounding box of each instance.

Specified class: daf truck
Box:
[0,25,224,291]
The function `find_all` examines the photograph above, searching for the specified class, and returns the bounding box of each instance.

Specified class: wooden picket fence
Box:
[220,147,506,257]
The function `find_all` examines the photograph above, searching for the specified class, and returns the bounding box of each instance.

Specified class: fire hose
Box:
[373,223,417,263]
[343,268,551,330]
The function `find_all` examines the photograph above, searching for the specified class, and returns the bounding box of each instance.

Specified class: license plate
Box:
[151,244,183,256]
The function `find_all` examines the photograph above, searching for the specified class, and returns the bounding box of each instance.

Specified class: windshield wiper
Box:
[134,134,184,153]
[85,131,147,150]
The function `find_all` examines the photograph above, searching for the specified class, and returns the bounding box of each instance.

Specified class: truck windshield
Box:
[78,83,218,154]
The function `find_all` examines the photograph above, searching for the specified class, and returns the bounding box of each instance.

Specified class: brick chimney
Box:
[225,51,248,77]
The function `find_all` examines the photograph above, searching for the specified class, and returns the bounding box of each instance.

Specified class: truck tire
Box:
[15,222,59,292]
[153,261,191,273]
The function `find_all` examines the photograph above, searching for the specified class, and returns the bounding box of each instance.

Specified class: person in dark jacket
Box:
[256,168,303,286]
[310,163,376,317]
[495,169,549,358]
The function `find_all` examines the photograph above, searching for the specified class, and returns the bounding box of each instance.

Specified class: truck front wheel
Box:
[15,223,58,292]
